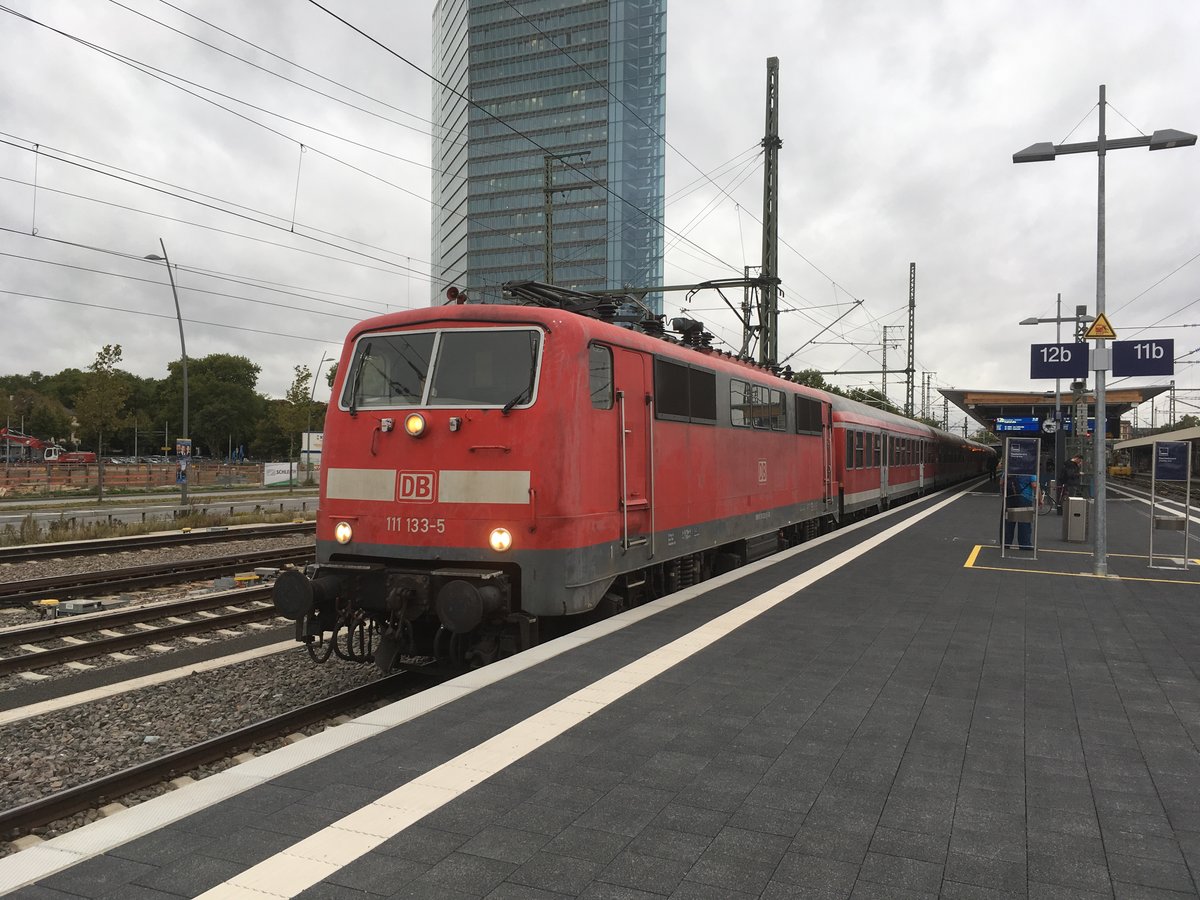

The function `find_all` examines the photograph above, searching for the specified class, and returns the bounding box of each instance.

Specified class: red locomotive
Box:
[273,284,993,670]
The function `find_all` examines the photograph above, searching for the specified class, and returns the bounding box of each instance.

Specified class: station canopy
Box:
[940,386,1170,438]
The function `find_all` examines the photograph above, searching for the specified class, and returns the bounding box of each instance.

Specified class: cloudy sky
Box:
[1,0,1198,431]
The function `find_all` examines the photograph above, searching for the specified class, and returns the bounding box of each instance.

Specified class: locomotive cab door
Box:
[613,348,652,552]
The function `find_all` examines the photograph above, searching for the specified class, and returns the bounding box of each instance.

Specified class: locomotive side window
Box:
[656,359,716,423]
[428,329,541,407]
[730,380,750,427]
[342,332,435,409]
[794,395,822,435]
[769,389,786,430]
[689,368,717,421]
[657,359,691,419]
[589,344,613,409]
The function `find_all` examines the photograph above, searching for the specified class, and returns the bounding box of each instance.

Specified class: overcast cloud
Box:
[1,0,1197,431]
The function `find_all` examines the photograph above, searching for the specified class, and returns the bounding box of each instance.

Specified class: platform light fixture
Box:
[144,239,189,507]
[1014,84,1195,577]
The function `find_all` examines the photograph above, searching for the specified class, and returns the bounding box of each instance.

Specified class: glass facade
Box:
[431,0,666,312]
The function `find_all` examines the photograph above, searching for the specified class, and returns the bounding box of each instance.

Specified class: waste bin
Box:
[1063,496,1088,542]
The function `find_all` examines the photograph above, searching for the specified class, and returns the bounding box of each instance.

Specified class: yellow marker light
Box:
[334,521,354,544]
[404,413,427,437]
[488,527,513,553]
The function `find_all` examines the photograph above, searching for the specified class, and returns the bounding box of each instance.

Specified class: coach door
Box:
[613,348,652,551]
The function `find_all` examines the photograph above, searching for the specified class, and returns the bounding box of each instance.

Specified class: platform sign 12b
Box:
[1030,343,1088,379]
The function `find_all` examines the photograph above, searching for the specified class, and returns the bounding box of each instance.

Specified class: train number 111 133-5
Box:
[387,517,446,534]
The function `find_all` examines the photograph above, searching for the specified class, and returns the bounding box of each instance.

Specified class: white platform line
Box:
[201,490,963,900]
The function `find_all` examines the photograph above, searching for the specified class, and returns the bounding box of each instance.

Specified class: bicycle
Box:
[1037,482,1058,516]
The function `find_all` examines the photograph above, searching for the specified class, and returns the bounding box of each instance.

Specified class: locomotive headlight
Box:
[488,527,513,552]
[403,413,427,437]
[334,521,354,544]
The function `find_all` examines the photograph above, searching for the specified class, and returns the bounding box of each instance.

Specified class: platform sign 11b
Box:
[1112,339,1174,377]
[1030,343,1088,379]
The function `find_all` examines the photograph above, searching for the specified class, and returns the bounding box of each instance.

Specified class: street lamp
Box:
[1020,300,1090,488]
[304,351,330,485]
[1014,84,1196,577]
[144,239,189,507]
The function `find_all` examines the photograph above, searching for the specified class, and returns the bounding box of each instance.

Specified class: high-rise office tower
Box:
[431,0,666,312]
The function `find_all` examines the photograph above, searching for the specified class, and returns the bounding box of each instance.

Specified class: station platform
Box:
[3,479,1198,899]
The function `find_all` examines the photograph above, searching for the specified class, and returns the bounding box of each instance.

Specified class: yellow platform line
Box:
[964,545,1200,585]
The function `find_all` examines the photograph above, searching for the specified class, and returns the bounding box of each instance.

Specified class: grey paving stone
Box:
[545,825,631,865]
[579,882,668,900]
[705,825,790,864]
[939,881,1027,900]
[649,803,730,837]
[944,850,1028,895]
[869,825,948,865]
[375,824,468,864]
[771,850,860,893]
[683,849,776,895]
[130,851,248,897]
[625,826,710,864]
[857,850,944,894]
[508,851,605,895]
[484,883,573,900]
[458,824,552,865]
[668,879,758,899]
[596,848,693,895]
[322,853,429,895]
[405,852,516,896]
[724,800,809,836]
[1107,851,1198,895]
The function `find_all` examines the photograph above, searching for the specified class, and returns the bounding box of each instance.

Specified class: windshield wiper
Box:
[348,341,371,417]
[502,386,530,415]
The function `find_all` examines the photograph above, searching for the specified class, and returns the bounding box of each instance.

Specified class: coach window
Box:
[873,434,882,468]
[588,344,613,409]
[845,430,855,468]
[854,431,865,468]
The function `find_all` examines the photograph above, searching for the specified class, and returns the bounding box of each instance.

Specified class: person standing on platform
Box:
[988,453,999,483]
[1004,471,1036,549]
[1057,454,1082,510]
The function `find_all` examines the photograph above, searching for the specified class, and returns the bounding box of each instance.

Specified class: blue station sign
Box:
[1030,343,1088,379]
[1112,339,1174,377]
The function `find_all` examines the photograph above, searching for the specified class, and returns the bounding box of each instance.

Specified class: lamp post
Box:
[1014,84,1196,576]
[1019,300,1090,491]
[304,351,330,485]
[144,239,189,506]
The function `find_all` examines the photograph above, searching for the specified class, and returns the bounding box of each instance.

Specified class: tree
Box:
[159,353,265,457]
[75,345,131,499]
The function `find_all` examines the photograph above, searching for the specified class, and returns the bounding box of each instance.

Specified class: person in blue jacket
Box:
[1004,472,1037,549]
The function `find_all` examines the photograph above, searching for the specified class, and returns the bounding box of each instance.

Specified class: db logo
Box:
[398,471,435,502]
[757,459,768,484]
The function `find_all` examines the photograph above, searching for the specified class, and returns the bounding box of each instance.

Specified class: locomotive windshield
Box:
[342,327,541,410]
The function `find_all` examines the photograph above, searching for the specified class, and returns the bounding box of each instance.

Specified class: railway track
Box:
[0,675,411,841]
[0,588,283,677]
[0,522,314,564]
[0,547,313,606]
